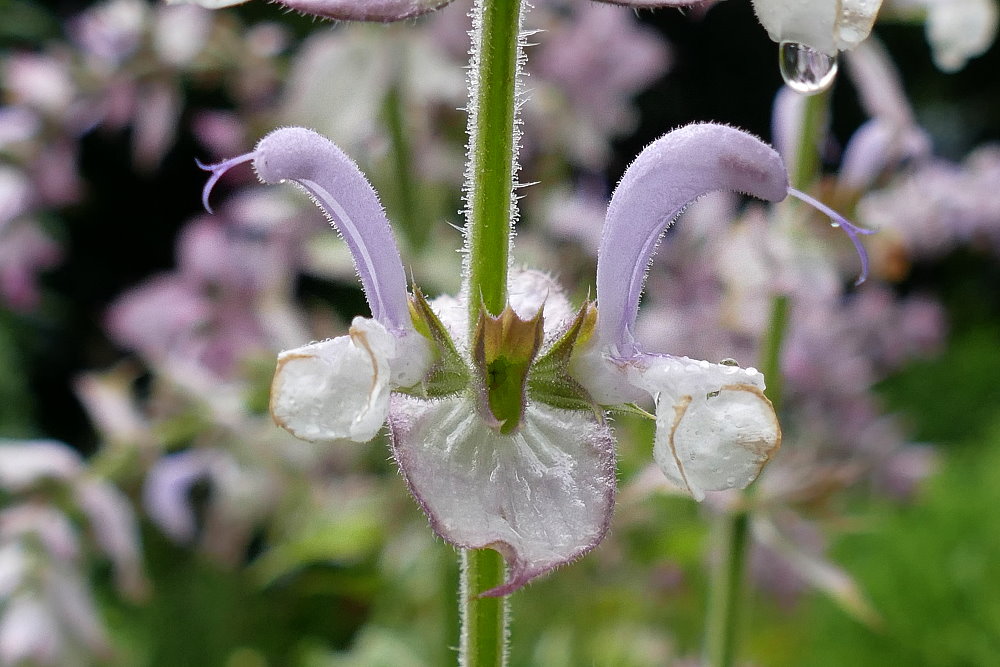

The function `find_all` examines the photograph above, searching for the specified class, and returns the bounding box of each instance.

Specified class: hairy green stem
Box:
[459,0,523,662]
[464,0,522,325]
[460,548,508,666]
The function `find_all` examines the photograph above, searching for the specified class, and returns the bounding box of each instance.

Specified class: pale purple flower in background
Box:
[0,222,62,312]
[860,145,1000,264]
[69,0,146,69]
[144,449,222,543]
[884,0,999,71]
[528,1,671,168]
[0,440,146,664]
[142,447,279,563]
[2,54,77,120]
[0,441,82,492]
[541,181,609,255]
[106,189,308,384]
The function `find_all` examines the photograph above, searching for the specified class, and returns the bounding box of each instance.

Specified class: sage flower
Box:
[199,122,865,594]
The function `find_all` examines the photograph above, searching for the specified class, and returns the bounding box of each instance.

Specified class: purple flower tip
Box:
[787,187,875,285]
[195,153,256,215]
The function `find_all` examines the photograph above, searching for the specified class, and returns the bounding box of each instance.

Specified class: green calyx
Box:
[471,299,606,435]
[404,287,470,398]
[407,291,620,433]
[526,301,601,418]
[472,303,545,435]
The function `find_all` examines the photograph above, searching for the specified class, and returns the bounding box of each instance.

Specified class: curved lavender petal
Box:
[787,187,874,285]
[596,123,789,356]
[200,128,410,332]
[389,394,615,597]
[274,0,456,21]
[838,119,930,192]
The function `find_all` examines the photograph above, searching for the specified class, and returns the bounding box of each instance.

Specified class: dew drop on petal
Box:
[779,41,838,95]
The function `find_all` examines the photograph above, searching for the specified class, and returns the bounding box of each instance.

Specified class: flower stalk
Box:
[464,0,524,323]
[460,0,525,661]
[460,548,508,666]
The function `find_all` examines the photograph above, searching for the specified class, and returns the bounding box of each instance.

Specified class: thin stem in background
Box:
[790,91,829,191]
[703,294,789,667]
[703,85,828,666]
[384,72,426,250]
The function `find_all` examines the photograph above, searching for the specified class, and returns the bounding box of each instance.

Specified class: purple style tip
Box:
[787,187,875,286]
[195,153,256,215]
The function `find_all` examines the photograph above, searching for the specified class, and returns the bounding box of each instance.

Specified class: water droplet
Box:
[706,390,721,399]
[830,221,841,228]
[720,358,739,367]
[779,41,838,95]
[725,476,736,488]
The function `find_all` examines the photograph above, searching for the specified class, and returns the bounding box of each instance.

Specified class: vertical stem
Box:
[704,511,751,667]
[790,90,828,191]
[704,83,827,665]
[464,0,523,324]
[383,70,425,249]
[759,295,790,409]
[459,0,523,662]
[460,548,507,666]
[703,296,788,667]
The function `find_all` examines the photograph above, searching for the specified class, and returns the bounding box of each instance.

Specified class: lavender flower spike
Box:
[200,128,431,444]
[573,123,788,500]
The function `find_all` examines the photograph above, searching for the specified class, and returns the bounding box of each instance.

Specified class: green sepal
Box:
[401,287,470,398]
[603,402,656,421]
[527,301,601,418]
[472,303,545,434]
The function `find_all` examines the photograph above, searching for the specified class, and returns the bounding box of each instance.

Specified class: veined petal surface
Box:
[389,395,616,596]
[270,317,396,444]
[625,355,781,501]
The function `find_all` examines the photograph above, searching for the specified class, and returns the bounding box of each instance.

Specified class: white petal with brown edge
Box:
[270,317,395,444]
[389,394,616,597]
[625,355,781,501]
